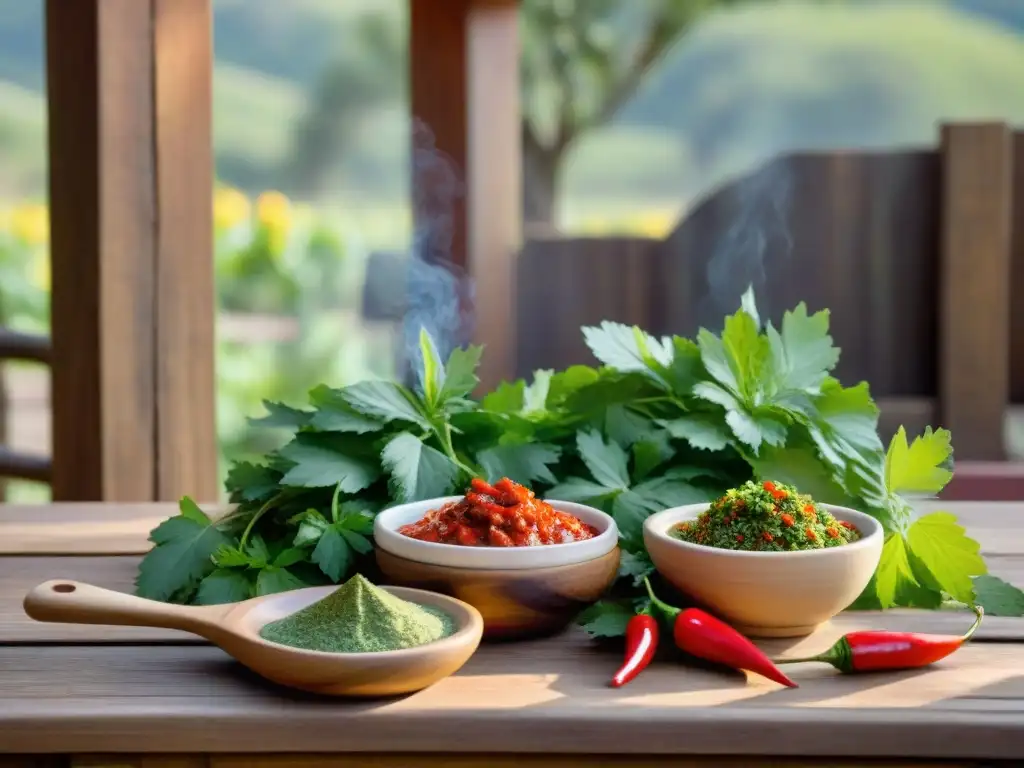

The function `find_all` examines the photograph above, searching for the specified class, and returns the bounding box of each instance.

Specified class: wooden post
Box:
[939,123,1013,461]
[410,0,521,390]
[46,0,217,502]
[1010,130,1024,403]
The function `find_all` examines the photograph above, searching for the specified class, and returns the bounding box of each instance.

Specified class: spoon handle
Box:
[23,580,222,634]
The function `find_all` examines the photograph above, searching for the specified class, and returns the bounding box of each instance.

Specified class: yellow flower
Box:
[10,203,49,245]
[256,190,292,254]
[30,251,50,292]
[213,186,251,231]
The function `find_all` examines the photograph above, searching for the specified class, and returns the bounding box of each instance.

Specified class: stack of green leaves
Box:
[134,289,1024,627]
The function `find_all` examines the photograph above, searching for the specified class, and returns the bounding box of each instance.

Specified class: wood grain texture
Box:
[210,758,975,768]
[46,0,158,501]
[939,124,1013,460]
[1,642,1024,757]
[152,0,217,502]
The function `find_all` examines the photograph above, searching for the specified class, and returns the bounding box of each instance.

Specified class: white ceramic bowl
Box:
[373,496,619,569]
[643,503,884,638]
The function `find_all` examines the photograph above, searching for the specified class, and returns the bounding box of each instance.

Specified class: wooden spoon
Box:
[23,579,484,697]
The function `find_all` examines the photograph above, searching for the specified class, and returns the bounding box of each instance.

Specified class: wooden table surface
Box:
[1,501,1024,767]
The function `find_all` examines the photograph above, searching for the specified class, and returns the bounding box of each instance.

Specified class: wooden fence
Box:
[518,123,1024,465]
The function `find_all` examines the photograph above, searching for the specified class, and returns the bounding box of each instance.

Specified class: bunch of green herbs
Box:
[134,289,1024,629]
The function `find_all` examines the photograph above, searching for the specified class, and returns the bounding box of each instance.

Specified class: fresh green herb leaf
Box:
[342,380,431,430]
[418,327,444,407]
[256,567,308,596]
[766,303,839,394]
[522,370,553,413]
[195,569,252,605]
[905,512,986,605]
[576,599,635,638]
[135,499,230,602]
[249,400,311,430]
[477,443,561,485]
[480,380,524,413]
[308,385,384,433]
[661,413,731,451]
[547,365,600,405]
[631,431,674,481]
[739,285,760,328]
[273,547,307,569]
[973,575,1024,616]
[582,321,672,381]
[576,429,630,490]
[381,432,462,502]
[312,526,352,581]
[885,426,954,497]
[224,462,281,503]
[292,509,329,547]
[441,344,484,401]
[750,446,852,505]
[873,533,918,609]
[279,433,380,491]
[546,477,618,503]
[605,405,653,447]
[618,550,655,586]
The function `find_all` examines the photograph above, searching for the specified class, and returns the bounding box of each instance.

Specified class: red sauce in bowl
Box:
[398,477,599,547]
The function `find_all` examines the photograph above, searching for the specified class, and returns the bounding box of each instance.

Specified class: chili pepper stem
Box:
[643,577,680,624]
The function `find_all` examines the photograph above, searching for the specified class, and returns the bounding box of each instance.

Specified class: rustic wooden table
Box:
[1,501,1023,768]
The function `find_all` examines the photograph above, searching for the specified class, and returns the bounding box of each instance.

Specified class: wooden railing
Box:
[0,328,52,497]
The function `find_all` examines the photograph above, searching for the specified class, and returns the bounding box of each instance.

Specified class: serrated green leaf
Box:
[973,575,1024,616]
[631,472,714,509]
[611,490,650,545]
[522,369,553,413]
[874,533,918,608]
[582,321,672,379]
[211,544,252,569]
[546,476,616,503]
[565,372,662,413]
[766,303,839,394]
[605,405,653,447]
[195,569,252,605]
[547,365,600,406]
[441,344,484,401]
[477,443,561,485]
[179,496,212,525]
[249,400,311,430]
[381,432,462,502]
[311,526,351,581]
[885,426,954,497]
[666,336,703,394]
[308,385,383,433]
[661,413,731,451]
[256,567,308,596]
[632,431,674,481]
[750,446,852,505]
[725,408,763,451]
[278,433,380,491]
[273,547,307,569]
[342,381,431,430]
[906,512,987,604]
[618,550,655,586]
[577,599,635,638]
[245,535,271,568]
[692,381,740,410]
[135,514,230,602]
[337,506,376,534]
[293,509,329,547]
[815,379,882,454]
[224,463,280,502]
[480,380,524,413]
[340,529,374,555]
[419,327,444,407]
[577,429,629,490]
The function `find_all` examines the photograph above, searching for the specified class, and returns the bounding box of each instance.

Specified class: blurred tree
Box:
[286,0,757,228]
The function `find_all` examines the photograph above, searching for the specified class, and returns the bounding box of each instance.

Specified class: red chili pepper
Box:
[773,606,984,673]
[610,613,659,688]
[643,578,798,688]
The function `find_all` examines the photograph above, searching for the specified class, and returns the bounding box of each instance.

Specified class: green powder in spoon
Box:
[259,574,455,653]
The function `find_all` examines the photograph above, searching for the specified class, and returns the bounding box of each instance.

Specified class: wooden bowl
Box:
[375,548,620,640]
[643,504,884,638]
[24,581,484,697]
[374,496,621,640]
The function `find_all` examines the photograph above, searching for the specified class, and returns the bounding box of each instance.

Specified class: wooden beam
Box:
[0,330,50,365]
[939,123,1012,461]
[1011,130,1024,402]
[45,0,217,502]
[410,0,521,390]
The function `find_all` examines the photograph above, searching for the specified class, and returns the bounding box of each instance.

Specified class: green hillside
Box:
[0,0,1023,205]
